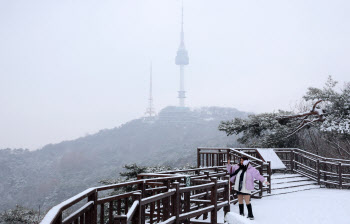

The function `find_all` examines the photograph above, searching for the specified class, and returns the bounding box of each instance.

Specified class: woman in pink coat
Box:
[227,156,269,220]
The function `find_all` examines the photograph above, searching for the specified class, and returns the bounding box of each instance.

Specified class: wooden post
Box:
[131,193,142,224]
[125,198,129,215]
[212,153,215,167]
[317,160,320,185]
[218,150,221,166]
[86,208,92,224]
[206,153,209,167]
[88,190,97,224]
[259,161,263,197]
[117,200,122,217]
[173,182,180,224]
[339,162,343,189]
[290,150,294,172]
[324,163,328,188]
[203,188,209,220]
[162,180,170,220]
[184,191,191,224]
[197,148,201,168]
[109,201,113,224]
[223,180,230,215]
[208,153,210,167]
[210,177,218,224]
[226,149,230,165]
[53,213,62,224]
[267,161,272,194]
[137,181,146,224]
[157,199,160,223]
[150,196,154,224]
[100,203,105,224]
[80,214,84,224]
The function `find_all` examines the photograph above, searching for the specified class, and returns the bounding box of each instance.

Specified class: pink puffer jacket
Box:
[227,164,265,190]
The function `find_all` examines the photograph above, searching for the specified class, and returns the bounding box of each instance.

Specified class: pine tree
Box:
[219,76,350,158]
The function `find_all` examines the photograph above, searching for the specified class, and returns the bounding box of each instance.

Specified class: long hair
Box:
[231,156,249,176]
[238,156,249,165]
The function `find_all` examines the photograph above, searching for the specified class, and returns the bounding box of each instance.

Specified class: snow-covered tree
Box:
[219,111,300,148]
[303,76,350,136]
[219,76,350,158]
[0,205,42,224]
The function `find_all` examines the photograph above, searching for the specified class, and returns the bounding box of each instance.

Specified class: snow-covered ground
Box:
[219,188,350,224]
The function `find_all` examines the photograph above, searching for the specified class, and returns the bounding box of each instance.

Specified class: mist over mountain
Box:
[0,106,248,213]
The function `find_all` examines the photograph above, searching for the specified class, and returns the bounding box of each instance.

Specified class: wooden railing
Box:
[197,147,272,196]
[41,147,350,224]
[274,148,350,189]
[41,147,274,224]
[41,166,235,224]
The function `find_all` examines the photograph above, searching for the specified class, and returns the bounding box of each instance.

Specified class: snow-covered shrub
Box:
[0,205,42,224]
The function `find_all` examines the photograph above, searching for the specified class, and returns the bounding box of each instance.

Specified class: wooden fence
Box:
[41,148,271,224]
[197,147,350,189]
[274,148,350,189]
[41,168,233,224]
[197,147,272,196]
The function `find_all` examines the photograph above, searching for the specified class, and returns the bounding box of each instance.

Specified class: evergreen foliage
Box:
[219,111,299,148]
[0,205,42,224]
[304,76,350,136]
[219,76,350,158]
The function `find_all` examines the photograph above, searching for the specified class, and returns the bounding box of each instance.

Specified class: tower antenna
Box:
[175,1,189,107]
[145,62,156,117]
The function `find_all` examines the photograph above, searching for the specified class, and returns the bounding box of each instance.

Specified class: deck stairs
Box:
[265,173,320,196]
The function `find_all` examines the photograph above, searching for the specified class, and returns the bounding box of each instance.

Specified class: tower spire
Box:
[181,2,184,44]
[175,1,189,107]
[145,62,156,117]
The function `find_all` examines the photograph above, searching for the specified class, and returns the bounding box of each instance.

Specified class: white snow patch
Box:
[224,212,257,224]
[257,148,286,170]
[217,188,350,224]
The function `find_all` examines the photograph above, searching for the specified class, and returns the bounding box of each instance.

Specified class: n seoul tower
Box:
[175,3,189,107]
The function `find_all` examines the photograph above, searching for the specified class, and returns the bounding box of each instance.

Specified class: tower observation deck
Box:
[175,4,189,107]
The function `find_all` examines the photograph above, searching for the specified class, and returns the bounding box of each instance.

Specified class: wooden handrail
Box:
[41,188,96,224]
[97,191,138,204]
[179,183,214,193]
[274,148,350,164]
[62,201,94,224]
[41,167,233,224]
[274,148,350,189]
[126,200,139,221]
[41,147,286,224]
[140,191,175,205]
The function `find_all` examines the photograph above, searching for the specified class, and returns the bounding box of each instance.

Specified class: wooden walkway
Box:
[40,148,350,224]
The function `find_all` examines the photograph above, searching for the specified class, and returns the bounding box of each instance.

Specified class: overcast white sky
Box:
[0,0,349,150]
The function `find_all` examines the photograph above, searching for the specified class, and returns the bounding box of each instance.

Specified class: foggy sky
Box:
[0,0,349,150]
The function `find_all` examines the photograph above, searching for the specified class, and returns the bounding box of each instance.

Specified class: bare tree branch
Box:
[279,100,326,137]
[324,138,350,157]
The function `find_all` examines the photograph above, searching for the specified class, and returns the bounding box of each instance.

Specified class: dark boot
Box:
[246,203,254,220]
[239,204,244,216]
